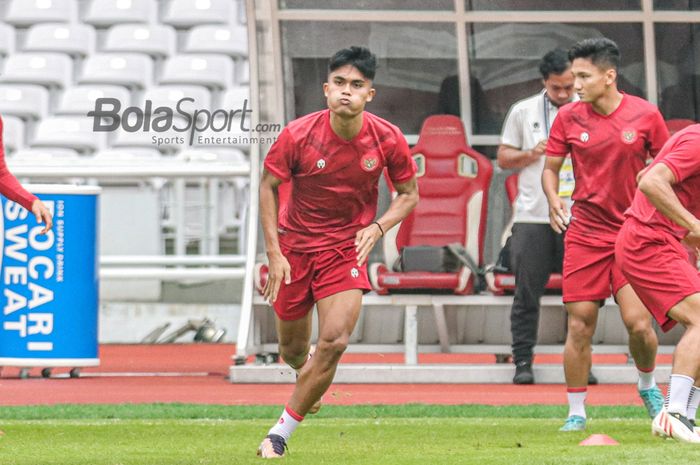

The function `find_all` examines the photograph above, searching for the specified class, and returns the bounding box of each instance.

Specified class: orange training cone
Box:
[579,434,619,446]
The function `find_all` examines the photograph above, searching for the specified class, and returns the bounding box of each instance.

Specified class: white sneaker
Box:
[652,409,700,444]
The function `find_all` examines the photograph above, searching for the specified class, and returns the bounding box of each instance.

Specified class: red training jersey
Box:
[626,124,700,241]
[264,109,416,252]
[0,116,37,210]
[547,93,669,243]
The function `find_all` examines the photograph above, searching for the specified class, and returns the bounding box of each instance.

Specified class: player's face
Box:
[543,68,575,107]
[323,65,375,118]
[571,57,616,103]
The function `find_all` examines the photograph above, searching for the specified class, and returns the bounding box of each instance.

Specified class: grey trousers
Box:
[509,223,564,364]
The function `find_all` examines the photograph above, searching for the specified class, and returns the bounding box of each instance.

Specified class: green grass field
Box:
[1,404,699,465]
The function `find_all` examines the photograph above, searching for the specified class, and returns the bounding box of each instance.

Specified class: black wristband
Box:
[373,221,384,237]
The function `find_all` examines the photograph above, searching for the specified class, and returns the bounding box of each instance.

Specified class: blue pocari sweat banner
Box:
[0,186,100,364]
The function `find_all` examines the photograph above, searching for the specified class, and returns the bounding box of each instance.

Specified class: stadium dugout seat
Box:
[11,148,81,163]
[369,114,493,295]
[184,25,248,58]
[109,115,187,154]
[0,53,72,88]
[160,54,233,89]
[2,115,25,154]
[162,0,234,27]
[24,23,95,57]
[0,85,49,120]
[236,59,250,85]
[93,148,162,163]
[56,85,131,116]
[221,86,250,108]
[5,0,77,26]
[104,24,176,59]
[83,0,157,26]
[666,118,696,135]
[80,53,152,89]
[32,116,104,153]
[0,24,16,57]
[143,85,211,114]
[484,173,563,295]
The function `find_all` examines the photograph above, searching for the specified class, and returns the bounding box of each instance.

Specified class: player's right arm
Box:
[259,168,291,303]
[639,162,700,250]
[542,155,568,234]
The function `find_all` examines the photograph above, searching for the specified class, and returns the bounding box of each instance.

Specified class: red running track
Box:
[0,344,670,407]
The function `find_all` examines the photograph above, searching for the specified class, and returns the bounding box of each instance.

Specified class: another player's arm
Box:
[638,163,700,249]
[497,140,547,170]
[355,176,419,266]
[259,168,291,303]
[542,155,569,233]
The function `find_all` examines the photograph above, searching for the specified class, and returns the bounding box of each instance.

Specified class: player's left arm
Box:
[638,162,700,248]
[355,176,419,266]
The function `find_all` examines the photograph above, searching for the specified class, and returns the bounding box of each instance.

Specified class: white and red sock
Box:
[268,405,304,441]
[637,366,656,391]
[567,387,587,419]
[667,374,694,416]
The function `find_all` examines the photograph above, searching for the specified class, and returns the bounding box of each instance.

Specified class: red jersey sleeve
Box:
[386,128,416,185]
[263,127,295,182]
[660,136,700,184]
[545,109,569,157]
[0,116,37,211]
[646,110,670,158]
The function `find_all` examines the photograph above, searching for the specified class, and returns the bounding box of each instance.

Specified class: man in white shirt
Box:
[498,49,576,384]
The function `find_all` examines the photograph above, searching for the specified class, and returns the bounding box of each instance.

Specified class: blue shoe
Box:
[639,385,664,419]
[559,415,586,432]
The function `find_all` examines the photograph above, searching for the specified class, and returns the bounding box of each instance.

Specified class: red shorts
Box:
[273,242,371,321]
[615,218,700,332]
[562,227,628,303]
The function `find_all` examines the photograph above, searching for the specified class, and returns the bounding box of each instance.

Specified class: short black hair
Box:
[328,46,377,81]
[539,48,571,80]
[568,38,620,71]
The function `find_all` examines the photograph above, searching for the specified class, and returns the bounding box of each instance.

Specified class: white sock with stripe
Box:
[667,374,694,416]
[567,388,587,419]
[687,386,700,422]
[268,405,304,442]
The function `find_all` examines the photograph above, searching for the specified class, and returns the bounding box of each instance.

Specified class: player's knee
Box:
[317,335,349,359]
[625,319,653,340]
[278,342,309,368]
[568,318,595,341]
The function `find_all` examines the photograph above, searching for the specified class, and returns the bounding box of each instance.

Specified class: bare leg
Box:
[276,312,313,370]
[668,293,700,380]
[287,289,363,415]
[616,284,658,370]
[563,301,599,388]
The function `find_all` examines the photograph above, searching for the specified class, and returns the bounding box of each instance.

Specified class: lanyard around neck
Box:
[543,92,551,138]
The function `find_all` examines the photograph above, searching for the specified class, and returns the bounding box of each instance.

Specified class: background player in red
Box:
[616,124,700,443]
[0,115,52,233]
[542,38,668,431]
[257,46,419,458]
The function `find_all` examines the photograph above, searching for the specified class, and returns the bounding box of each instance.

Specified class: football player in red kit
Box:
[257,46,418,458]
[542,38,668,431]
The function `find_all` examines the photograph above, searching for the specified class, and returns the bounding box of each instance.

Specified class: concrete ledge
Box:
[229,363,672,384]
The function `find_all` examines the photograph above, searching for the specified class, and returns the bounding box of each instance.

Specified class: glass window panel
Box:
[281,0,453,10]
[467,23,645,135]
[467,0,640,10]
[654,0,700,10]
[655,23,700,121]
[281,21,458,134]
